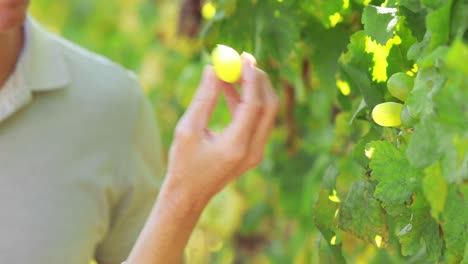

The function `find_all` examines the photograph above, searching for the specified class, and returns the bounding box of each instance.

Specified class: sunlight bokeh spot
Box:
[375,235,383,248]
[328,189,341,203]
[329,13,344,28]
[365,147,375,159]
[337,79,351,96]
[365,35,402,82]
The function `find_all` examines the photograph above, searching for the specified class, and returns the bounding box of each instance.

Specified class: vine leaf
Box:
[339,31,384,108]
[351,124,382,168]
[362,5,399,45]
[421,0,445,9]
[446,39,468,76]
[405,68,445,121]
[450,0,468,39]
[397,193,443,260]
[406,119,447,168]
[399,0,423,12]
[314,190,339,235]
[423,163,448,221]
[441,185,468,260]
[434,64,468,132]
[300,0,345,27]
[368,141,421,204]
[313,190,345,263]
[426,0,452,50]
[338,180,389,247]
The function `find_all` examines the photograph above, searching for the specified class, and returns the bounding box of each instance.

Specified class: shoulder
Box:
[55,34,143,105]
[46,31,147,133]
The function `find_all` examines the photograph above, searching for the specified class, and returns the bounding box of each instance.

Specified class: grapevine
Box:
[197,0,468,262]
[31,0,468,263]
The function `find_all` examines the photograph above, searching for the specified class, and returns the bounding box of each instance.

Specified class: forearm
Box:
[126,178,208,264]
[125,60,278,263]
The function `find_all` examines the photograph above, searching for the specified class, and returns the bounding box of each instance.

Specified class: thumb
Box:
[183,66,222,130]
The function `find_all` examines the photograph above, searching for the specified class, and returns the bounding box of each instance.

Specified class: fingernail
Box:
[241,52,257,66]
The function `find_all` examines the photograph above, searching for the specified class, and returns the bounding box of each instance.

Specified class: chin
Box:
[0,13,26,32]
[0,1,28,32]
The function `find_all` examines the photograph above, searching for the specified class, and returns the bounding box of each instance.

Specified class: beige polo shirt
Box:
[0,17,165,263]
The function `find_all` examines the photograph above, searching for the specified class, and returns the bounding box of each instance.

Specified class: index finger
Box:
[180,66,222,131]
[224,59,264,145]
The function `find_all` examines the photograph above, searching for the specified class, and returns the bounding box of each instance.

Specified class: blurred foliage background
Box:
[30,0,467,263]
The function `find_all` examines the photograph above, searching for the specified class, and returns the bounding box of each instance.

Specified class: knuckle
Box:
[247,101,264,113]
[268,92,279,105]
[198,66,216,86]
[256,69,268,82]
[174,124,196,141]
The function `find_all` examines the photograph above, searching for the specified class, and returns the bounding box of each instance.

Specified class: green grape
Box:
[212,45,242,83]
[372,102,404,127]
[387,72,414,102]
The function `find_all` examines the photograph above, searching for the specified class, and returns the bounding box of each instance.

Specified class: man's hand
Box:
[166,53,279,206]
[126,54,279,264]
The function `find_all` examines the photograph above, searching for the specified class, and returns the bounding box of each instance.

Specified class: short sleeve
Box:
[94,89,166,263]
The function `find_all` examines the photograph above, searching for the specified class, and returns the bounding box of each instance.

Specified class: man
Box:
[0,1,279,263]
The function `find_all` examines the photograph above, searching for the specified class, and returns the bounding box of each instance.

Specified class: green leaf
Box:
[368,141,421,204]
[417,45,449,68]
[463,242,468,264]
[352,125,383,168]
[314,190,346,263]
[362,5,399,45]
[405,85,434,119]
[257,1,299,64]
[349,99,367,125]
[446,38,468,75]
[439,134,468,184]
[442,185,468,260]
[340,31,384,108]
[397,193,443,259]
[320,165,340,190]
[422,0,446,9]
[426,0,453,50]
[423,162,448,221]
[318,236,346,264]
[338,180,389,247]
[301,0,347,27]
[405,68,445,120]
[314,190,340,236]
[407,33,431,61]
[386,19,417,76]
[305,19,352,91]
[341,64,384,108]
[301,155,332,216]
[382,201,412,218]
[450,0,468,39]
[399,6,427,41]
[406,119,447,168]
[434,71,468,131]
[400,0,424,12]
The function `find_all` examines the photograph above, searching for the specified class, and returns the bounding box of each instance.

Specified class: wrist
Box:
[125,174,211,264]
[160,175,211,215]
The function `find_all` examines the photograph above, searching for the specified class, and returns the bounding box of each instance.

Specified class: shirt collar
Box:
[22,16,70,92]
